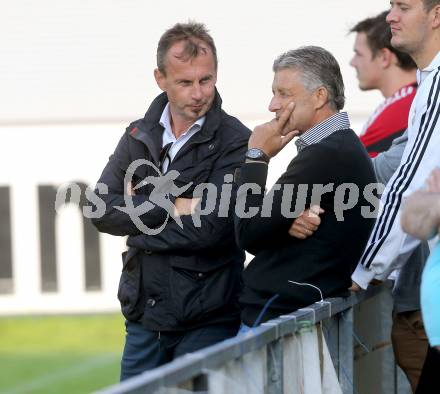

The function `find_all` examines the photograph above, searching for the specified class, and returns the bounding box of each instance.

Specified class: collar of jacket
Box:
[129,89,223,164]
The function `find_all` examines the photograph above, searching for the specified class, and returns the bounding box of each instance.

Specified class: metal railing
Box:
[97,283,399,394]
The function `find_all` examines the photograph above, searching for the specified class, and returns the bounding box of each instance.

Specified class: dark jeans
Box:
[120,320,239,381]
[415,346,440,393]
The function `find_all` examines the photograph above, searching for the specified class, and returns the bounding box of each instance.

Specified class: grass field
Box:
[0,314,125,394]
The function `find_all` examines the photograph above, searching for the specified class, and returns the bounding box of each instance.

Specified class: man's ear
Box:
[379,48,394,68]
[314,87,329,110]
[154,68,166,91]
[431,5,440,29]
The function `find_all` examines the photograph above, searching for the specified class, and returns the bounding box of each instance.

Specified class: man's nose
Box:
[349,56,356,68]
[268,96,280,113]
[192,83,203,100]
[386,8,398,24]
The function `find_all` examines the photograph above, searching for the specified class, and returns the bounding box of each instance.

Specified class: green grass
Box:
[0,314,125,394]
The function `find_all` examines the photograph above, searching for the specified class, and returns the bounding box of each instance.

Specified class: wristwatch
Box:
[245,148,270,164]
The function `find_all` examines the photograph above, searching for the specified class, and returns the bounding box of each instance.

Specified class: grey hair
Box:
[273,46,345,111]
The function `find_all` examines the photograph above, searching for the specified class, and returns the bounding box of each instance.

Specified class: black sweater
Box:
[235,129,376,326]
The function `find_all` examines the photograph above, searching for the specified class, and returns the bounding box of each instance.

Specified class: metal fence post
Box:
[267,338,283,394]
[353,285,395,394]
[339,308,354,394]
[323,316,339,374]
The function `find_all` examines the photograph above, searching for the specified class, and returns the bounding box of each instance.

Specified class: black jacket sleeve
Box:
[126,138,248,252]
[91,131,169,236]
[234,144,336,254]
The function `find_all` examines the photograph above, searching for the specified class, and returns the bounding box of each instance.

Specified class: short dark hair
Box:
[157,21,217,75]
[350,11,416,70]
[273,46,345,111]
[423,0,440,11]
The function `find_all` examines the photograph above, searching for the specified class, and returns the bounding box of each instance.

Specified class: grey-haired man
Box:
[234,46,376,327]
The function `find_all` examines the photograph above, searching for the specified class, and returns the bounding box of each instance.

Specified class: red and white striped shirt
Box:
[360,82,417,158]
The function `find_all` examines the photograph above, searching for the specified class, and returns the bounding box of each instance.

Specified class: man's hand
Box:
[401,189,440,240]
[401,168,440,238]
[349,281,361,292]
[249,102,300,158]
[173,197,201,217]
[288,205,325,239]
[427,167,440,193]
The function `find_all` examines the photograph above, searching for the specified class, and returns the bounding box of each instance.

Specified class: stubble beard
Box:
[391,35,414,57]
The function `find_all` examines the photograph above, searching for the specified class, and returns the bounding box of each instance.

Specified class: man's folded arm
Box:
[234,144,332,254]
[126,139,248,252]
[91,131,169,236]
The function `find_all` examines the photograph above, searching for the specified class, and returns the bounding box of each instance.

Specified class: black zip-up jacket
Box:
[92,91,250,331]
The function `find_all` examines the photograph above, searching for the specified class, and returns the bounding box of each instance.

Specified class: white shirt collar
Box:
[159,103,206,142]
[417,50,440,85]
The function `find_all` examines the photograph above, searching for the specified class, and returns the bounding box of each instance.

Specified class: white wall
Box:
[1,0,387,124]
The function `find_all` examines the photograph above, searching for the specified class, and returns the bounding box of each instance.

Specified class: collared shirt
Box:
[352,50,440,290]
[159,103,206,171]
[416,51,440,85]
[295,112,350,152]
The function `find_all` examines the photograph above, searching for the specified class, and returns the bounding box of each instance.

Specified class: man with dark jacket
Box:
[92,22,250,379]
[235,46,376,327]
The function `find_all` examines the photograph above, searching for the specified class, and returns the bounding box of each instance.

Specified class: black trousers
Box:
[416,346,440,393]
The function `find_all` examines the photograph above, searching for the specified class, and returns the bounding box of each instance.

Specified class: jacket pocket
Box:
[200,261,242,315]
[117,250,144,322]
[169,261,240,324]
[169,266,203,323]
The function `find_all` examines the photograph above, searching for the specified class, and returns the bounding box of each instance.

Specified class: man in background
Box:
[350,10,417,157]
[350,1,440,392]
[350,11,428,391]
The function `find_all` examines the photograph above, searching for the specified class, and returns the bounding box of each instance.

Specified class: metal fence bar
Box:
[323,315,339,378]
[96,283,391,394]
[266,337,283,394]
[339,308,354,394]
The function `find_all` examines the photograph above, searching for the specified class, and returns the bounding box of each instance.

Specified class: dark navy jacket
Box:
[92,91,250,331]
